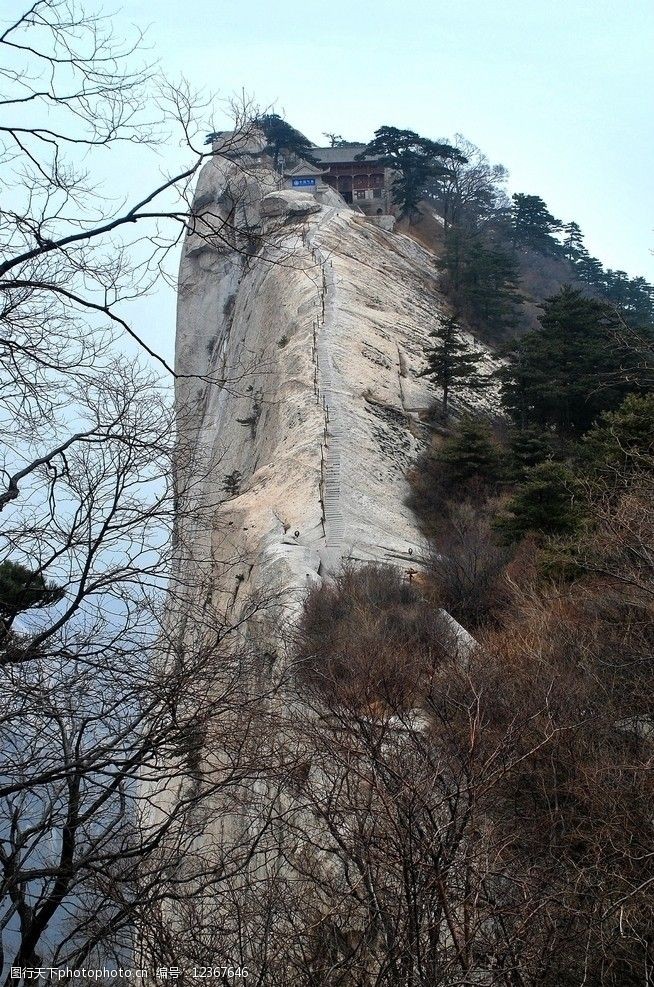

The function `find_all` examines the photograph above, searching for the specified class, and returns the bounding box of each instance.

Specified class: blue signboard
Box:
[292,178,316,187]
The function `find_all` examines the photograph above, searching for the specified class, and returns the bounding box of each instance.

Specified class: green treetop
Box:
[358,126,465,218]
[0,559,64,627]
[582,393,654,473]
[256,113,315,170]
[508,426,558,480]
[495,460,582,542]
[511,193,562,256]
[420,316,490,421]
[562,221,584,263]
[499,286,648,435]
[438,415,505,486]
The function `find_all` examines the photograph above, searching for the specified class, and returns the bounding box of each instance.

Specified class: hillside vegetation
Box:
[375,128,654,342]
[286,124,654,983]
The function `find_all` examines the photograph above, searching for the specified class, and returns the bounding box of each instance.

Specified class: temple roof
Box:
[310,145,385,165]
[285,162,326,177]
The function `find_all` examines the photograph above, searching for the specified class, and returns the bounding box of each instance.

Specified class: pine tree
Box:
[222,470,242,496]
[499,286,647,435]
[457,239,522,335]
[508,426,558,479]
[575,248,605,287]
[419,317,490,420]
[495,461,582,542]
[582,393,654,472]
[358,126,464,217]
[603,269,631,309]
[0,559,64,622]
[511,193,563,256]
[438,415,504,485]
[624,276,654,326]
[255,113,315,170]
[562,221,584,262]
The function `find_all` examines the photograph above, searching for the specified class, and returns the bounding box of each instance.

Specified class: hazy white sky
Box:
[70,0,654,368]
[116,0,653,277]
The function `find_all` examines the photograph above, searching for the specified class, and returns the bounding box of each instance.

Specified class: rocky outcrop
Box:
[175,147,500,650]
[168,155,505,966]
[260,189,322,218]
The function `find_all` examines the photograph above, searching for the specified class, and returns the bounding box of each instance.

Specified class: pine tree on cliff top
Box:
[358,126,465,217]
[256,113,315,170]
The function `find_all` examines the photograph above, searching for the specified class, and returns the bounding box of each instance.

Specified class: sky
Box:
[104,0,654,366]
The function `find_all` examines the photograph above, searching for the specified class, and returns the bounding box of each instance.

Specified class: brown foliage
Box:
[295,562,457,710]
[426,501,512,627]
[276,479,654,984]
[407,442,496,539]
[466,557,654,982]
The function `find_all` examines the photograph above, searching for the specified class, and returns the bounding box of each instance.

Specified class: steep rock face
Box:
[175,152,498,644]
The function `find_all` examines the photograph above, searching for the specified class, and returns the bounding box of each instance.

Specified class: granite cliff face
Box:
[175,141,499,650]
[162,139,504,959]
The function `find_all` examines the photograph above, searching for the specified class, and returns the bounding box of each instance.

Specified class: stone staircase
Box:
[317,344,345,550]
[308,209,346,569]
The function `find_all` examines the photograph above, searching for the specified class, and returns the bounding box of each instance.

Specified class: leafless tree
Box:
[225,559,654,986]
[0,350,289,978]
[0,3,297,978]
[0,0,298,444]
[426,136,509,234]
[427,501,511,628]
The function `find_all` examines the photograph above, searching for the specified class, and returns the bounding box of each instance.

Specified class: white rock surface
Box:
[366,214,396,232]
[175,152,499,648]
[260,189,322,218]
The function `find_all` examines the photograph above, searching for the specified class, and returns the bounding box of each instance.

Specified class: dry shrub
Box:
[405,445,455,536]
[407,446,494,538]
[287,500,654,981]
[295,562,457,709]
[282,459,654,982]
[489,484,654,981]
[466,569,654,984]
[427,501,512,627]
[502,530,540,585]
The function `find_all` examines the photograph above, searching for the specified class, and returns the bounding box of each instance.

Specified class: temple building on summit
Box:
[309,145,394,215]
[283,161,328,192]
[210,130,395,217]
